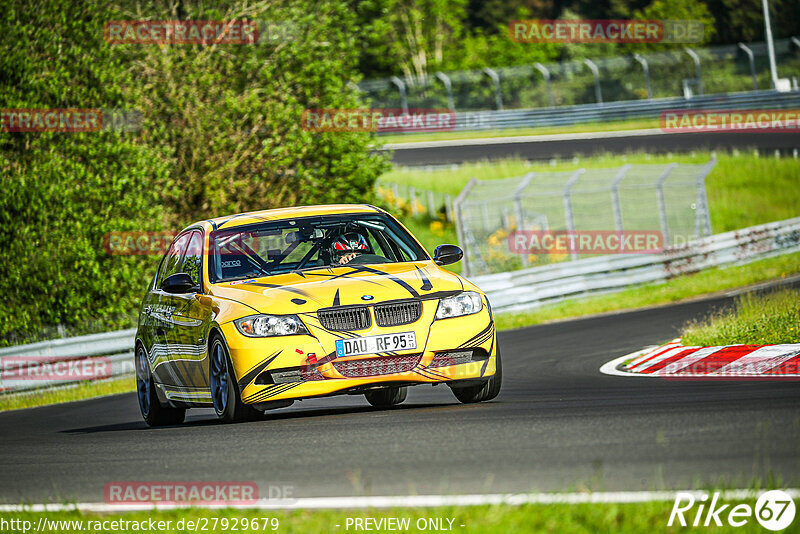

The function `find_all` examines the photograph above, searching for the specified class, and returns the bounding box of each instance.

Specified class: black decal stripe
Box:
[457,322,494,349]
[418,367,449,380]
[416,266,433,291]
[237,351,282,391]
[245,383,300,403]
[480,358,490,377]
[332,289,340,307]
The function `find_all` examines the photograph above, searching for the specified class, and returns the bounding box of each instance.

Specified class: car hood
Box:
[208,261,466,314]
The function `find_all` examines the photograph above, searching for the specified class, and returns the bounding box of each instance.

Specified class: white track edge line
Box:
[599,347,660,377]
[2,489,798,512]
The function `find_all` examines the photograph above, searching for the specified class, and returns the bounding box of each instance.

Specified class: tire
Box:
[365,386,408,407]
[136,344,186,427]
[210,336,262,423]
[450,348,502,404]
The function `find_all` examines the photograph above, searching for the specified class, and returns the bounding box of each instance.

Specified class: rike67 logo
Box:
[669,490,796,530]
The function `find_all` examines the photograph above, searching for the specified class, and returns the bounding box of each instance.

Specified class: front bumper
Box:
[221,298,497,405]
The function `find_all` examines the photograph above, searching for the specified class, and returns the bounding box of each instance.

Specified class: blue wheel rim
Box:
[210,342,228,414]
[136,348,150,416]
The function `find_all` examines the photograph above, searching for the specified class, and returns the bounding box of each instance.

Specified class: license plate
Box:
[335,332,417,357]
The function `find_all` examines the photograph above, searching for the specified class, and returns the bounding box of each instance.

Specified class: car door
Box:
[167,229,214,391]
[149,231,191,387]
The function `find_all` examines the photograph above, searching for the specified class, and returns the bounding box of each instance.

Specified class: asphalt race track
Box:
[385,130,800,165]
[1,284,798,504]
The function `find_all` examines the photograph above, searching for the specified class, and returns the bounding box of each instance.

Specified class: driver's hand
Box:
[338,253,358,265]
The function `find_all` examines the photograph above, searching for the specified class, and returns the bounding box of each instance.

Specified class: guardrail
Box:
[393,90,800,133]
[472,216,800,312]
[0,329,136,394]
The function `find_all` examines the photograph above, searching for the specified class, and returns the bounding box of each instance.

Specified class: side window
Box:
[183,231,204,287]
[157,233,191,288]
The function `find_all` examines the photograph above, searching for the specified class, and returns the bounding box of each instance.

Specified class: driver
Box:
[332,231,369,265]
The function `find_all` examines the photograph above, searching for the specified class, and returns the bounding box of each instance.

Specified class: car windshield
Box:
[209,213,429,283]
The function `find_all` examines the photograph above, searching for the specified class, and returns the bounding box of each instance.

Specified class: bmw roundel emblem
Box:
[361,295,374,301]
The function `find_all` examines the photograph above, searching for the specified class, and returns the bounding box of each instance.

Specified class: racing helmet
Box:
[331,231,369,257]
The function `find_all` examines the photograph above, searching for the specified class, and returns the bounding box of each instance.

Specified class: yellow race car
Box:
[135,204,500,425]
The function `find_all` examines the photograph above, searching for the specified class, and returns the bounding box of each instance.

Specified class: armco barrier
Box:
[0,328,136,394]
[434,90,800,133]
[471,216,800,312]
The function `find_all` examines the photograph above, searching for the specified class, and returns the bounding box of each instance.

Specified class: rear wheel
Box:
[210,336,262,423]
[450,349,502,404]
[365,386,407,407]
[136,344,185,427]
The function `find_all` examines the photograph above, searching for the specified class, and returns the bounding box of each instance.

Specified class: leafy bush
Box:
[0,0,388,345]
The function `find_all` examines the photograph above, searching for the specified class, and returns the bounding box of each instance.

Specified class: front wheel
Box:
[365,386,407,407]
[210,336,262,423]
[450,349,502,404]
[136,344,185,427]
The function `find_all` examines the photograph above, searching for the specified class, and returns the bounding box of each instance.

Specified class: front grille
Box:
[374,300,422,327]
[334,354,421,378]
[317,306,371,331]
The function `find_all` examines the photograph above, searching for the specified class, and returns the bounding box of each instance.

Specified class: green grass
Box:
[378,117,660,145]
[682,288,800,346]
[0,499,780,533]
[494,251,800,331]
[0,375,135,412]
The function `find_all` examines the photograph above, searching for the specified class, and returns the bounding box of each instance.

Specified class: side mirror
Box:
[433,244,463,266]
[161,273,197,294]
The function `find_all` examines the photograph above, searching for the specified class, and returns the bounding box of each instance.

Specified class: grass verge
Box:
[0,375,135,412]
[378,117,660,145]
[0,499,776,533]
[681,288,800,346]
[494,252,800,331]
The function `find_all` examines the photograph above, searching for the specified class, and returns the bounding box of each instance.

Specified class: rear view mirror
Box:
[433,244,463,266]
[161,273,197,294]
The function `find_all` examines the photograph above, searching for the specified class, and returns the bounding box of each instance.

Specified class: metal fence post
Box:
[409,186,418,216]
[685,48,703,96]
[633,54,652,99]
[694,158,716,238]
[513,172,535,267]
[427,190,436,217]
[390,76,409,113]
[584,59,603,104]
[533,63,554,107]
[656,163,677,246]
[445,194,455,223]
[483,67,504,111]
[610,164,632,232]
[435,72,455,112]
[454,178,478,276]
[737,43,758,91]
[563,169,586,260]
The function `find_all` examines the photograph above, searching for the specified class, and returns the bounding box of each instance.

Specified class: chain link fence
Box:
[453,160,716,276]
[359,39,800,113]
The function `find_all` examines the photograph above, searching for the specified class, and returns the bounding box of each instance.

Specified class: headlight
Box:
[234,314,309,337]
[435,291,483,320]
